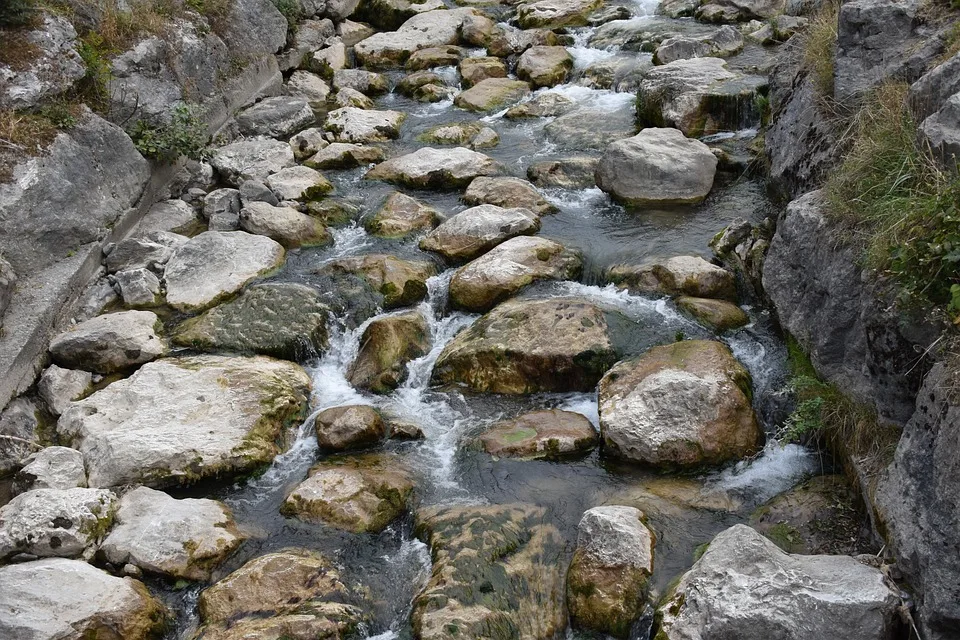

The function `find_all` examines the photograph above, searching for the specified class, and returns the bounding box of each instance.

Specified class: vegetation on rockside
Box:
[801,0,839,98]
[128,103,208,161]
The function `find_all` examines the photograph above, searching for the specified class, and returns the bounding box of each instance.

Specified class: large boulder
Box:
[365,192,441,238]
[348,311,431,393]
[567,506,655,638]
[598,340,761,468]
[0,487,116,560]
[366,147,501,190]
[412,504,566,640]
[163,231,285,312]
[56,355,311,488]
[209,137,296,186]
[432,298,617,394]
[49,310,166,374]
[313,404,386,451]
[353,0,445,30]
[448,236,582,312]
[516,0,604,29]
[462,176,557,216]
[596,128,718,206]
[101,487,245,581]
[324,107,405,143]
[354,8,478,68]
[656,524,904,640]
[320,254,436,308]
[607,255,736,300]
[282,454,414,533]
[173,283,329,360]
[420,205,540,263]
[454,78,531,112]
[235,96,315,138]
[0,15,85,110]
[479,409,598,459]
[197,550,364,639]
[695,0,784,22]
[544,106,637,150]
[654,25,744,64]
[239,202,332,249]
[636,57,767,137]
[0,558,166,640]
[516,46,574,88]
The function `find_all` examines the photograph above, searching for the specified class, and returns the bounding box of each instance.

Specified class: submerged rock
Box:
[49,310,166,374]
[313,404,386,452]
[448,236,582,312]
[676,296,749,331]
[57,355,311,488]
[101,487,245,581]
[599,340,761,468]
[479,409,598,459]
[348,311,432,393]
[607,255,736,300]
[365,192,441,238]
[420,204,540,263]
[432,298,617,394]
[282,454,414,533]
[454,77,531,112]
[0,558,166,640]
[656,524,903,640]
[0,487,116,560]
[413,504,567,640]
[596,128,717,206]
[320,254,436,308]
[164,231,285,312]
[567,506,655,638]
[462,176,557,216]
[366,146,501,189]
[173,283,329,360]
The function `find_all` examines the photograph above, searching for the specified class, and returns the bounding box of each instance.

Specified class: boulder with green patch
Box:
[319,254,437,308]
[349,311,432,393]
[479,409,598,458]
[365,192,441,238]
[675,296,748,331]
[454,77,531,112]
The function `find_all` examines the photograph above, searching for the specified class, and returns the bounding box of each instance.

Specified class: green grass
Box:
[802,0,839,97]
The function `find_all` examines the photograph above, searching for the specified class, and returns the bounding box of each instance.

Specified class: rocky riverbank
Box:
[1,0,958,638]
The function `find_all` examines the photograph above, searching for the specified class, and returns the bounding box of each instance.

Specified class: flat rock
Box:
[210,137,296,186]
[12,446,87,495]
[656,525,903,640]
[448,236,582,312]
[608,255,736,300]
[412,504,566,640]
[528,157,599,188]
[56,355,311,487]
[137,199,199,235]
[164,231,285,312]
[598,340,761,468]
[596,128,718,206]
[354,0,446,30]
[265,165,334,200]
[364,192,441,237]
[654,25,744,64]
[320,254,436,308]
[420,204,540,262]
[354,8,478,68]
[366,146,501,189]
[545,106,637,150]
[454,77,531,112]
[49,310,166,374]
[462,176,557,216]
[459,56,508,87]
[348,311,432,393]
[676,296,749,331]
[0,558,166,640]
[305,142,385,169]
[101,487,245,581]
[282,454,414,533]
[418,121,488,146]
[504,92,577,119]
[313,404,386,451]
[325,107,405,143]
[432,297,617,394]
[240,201,332,248]
[479,409,598,458]
[567,505,655,637]
[516,0,604,29]
[332,68,389,95]
[406,45,465,70]
[236,96,315,138]
[0,487,116,560]
[173,283,329,360]
[516,46,574,88]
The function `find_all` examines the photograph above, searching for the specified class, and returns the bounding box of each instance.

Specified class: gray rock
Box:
[365,146,501,190]
[305,142,386,169]
[332,68,389,95]
[397,70,455,101]
[0,487,117,560]
[420,204,540,262]
[236,96,316,138]
[596,129,718,206]
[694,0,785,21]
[319,254,436,308]
[265,165,334,200]
[313,404,386,451]
[545,106,637,150]
[454,77,531,112]
[0,110,150,275]
[654,25,744,64]
[57,355,311,488]
[516,0,603,29]
[462,176,557,216]
[0,254,13,325]
[567,506,655,637]
[527,157,599,188]
[311,39,349,77]
[406,45,465,71]
[354,8,478,68]
[324,107,405,142]
[220,0,289,56]
[339,19,376,46]
[49,310,166,374]
[239,179,281,206]
[504,91,576,118]
[279,18,336,70]
[114,268,162,308]
[12,447,87,495]
[104,231,186,274]
[348,311,431,393]
[909,52,960,121]
[332,86,376,109]
[38,365,93,416]
[353,0,446,30]
[0,397,41,475]
[325,0,362,21]
[608,255,736,299]
[478,409,598,459]
[579,54,653,92]
[460,13,497,47]
[919,92,960,169]
[0,15,84,110]
[487,23,560,57]
[659,0,699,16]
[173,282,329,360]
[137,199,199,235]
[239,201,332,248]
[364,191,440,237]
[287,71,332,110]
[203,188,242,231]
[516,46,574,88]
[449,236,582,312]
[163,231,286,312]
[656,524,903,640]
[0,558,166,640]
[101,486,245,580]
[876,363,960,640]
[288,127,330,161]
[209,137,296,186]
[589,15,718,50]
[458,57,508,88]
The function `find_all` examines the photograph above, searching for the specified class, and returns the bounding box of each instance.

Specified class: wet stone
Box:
[479,409,598,459]
[305,142,386,170]
[313,404,386,452]
[318,254,437,308]
[462,176,557,216]
[419,204,540,263]
[676,296,749,331]
[527,157,599,188]
[607,255,737,300]
[454,77,532,112]
[364,192,441,238]
[348,310,432,393]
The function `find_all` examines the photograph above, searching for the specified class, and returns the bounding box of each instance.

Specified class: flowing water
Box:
[159,2,829,637]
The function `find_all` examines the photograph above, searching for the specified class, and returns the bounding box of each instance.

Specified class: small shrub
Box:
[271,0,302,30]
[76,32,113,111]
[802,0,839,97]
[0,0,37,27]
[128,103,208,162]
